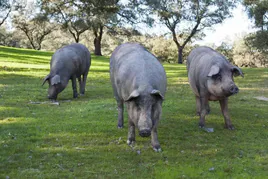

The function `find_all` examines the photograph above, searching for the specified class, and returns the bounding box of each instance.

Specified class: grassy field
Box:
[0,45,268,178]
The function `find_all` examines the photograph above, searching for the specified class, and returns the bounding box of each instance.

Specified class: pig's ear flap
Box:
[151,89,164,100]
[232,66,244,77]
[125,90,139,102]
[42,74,50,86]
[207,65,220,77]
[51,75,61,85]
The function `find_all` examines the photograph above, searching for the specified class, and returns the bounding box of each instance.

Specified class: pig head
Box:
[206,64,243,99]
[42,74,68,100]
[125,89,164,138]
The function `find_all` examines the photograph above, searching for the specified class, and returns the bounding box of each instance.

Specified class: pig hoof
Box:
[198,123,205,128]
[117,125,123,129]
[153,147,162,152]
[127,139,135,146]
[225,125,235,130]
[152,143,161,152]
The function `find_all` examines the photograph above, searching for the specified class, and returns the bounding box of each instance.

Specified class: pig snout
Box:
[229,84,239,94]
[47,88,58,100]
[47,94,57,100]
[139,129,151,137]
[138,114,153,137]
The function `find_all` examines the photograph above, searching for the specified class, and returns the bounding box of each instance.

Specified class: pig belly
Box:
[208,94,225,101]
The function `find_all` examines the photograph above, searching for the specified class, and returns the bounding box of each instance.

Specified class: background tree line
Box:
[0,0,267,67]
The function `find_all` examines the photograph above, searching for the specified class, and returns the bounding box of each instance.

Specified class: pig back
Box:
[110,43,166,100]
[50,43,91,76]
[187,46,229,96]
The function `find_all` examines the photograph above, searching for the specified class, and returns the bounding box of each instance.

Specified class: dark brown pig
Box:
[42,43,91,100]
[110,43,167,151]
[187,46,243,130]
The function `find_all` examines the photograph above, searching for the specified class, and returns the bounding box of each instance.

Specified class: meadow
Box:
[0,45,268,178]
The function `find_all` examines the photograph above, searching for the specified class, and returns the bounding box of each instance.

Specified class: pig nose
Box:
[139,129,151,137]
[229,85,239,94]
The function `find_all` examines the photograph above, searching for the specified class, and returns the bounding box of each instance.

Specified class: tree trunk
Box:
[169,28,183,64]
[93,25,103,56]
[75,35,79,43]
[94,37,102,56]
[178,47,183,64]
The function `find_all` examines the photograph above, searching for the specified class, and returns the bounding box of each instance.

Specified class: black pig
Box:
[110,43,167,151]
[187,46,243,129]
[42,43,91,100]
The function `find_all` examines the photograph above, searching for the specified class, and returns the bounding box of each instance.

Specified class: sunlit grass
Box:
[0,45,268,178]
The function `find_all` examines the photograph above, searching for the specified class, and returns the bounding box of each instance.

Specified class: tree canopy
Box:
[12,2,57,50]
[39,0,127,55]
[243,0,268,56]
[131,0,237,63]
[244,0,268,30]
[13,13,57,50]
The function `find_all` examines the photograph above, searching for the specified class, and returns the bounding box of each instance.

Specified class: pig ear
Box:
[51,75,61,85]
[42,74,50,86]
[207,65,220,77]
[232,66,244,77]
[151,89,164,100]
[125,90,140,102]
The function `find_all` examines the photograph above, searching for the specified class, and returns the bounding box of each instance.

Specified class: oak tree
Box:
[132,0,236,63]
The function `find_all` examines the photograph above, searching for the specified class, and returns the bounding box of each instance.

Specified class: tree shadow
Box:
[0,53,50,65]
[0,46,53,57]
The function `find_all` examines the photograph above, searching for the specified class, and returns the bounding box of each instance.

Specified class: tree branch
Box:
[0,8,11,27]
[182,17,201,48]
[117,11,138,24]
[68,25,78,42]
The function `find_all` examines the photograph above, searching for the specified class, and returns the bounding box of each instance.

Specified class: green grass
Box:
[0,45,268,178]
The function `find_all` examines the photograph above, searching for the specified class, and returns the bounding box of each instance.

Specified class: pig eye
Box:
[212,74,222,81]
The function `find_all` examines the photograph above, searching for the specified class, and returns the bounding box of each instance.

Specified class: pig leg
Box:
[219,98,234,130]
[151,103,162,152]
[77,76,83,95]
[195,96,210,116]
[117,100,124,128]
[127,120,135,146]
[199,97,209,128]
[151,122,161,152]
[112,82,124,128]
[206,105,211,115]
[80,73,88,95]
[196,96,210,116]
[195,96,201,116]
[71,75,78,98]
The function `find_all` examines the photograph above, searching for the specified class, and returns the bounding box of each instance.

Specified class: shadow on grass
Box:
[0,53,50,65]
[90,69,110,73]
[1,66,48,73]
[0,73,43,85]
[0,46,53,57]
[91,55,110,62]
